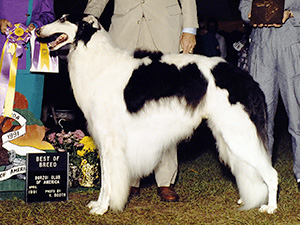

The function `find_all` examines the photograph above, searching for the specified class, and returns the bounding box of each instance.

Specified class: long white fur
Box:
[38,15,278,215]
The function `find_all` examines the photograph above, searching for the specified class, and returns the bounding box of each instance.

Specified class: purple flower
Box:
[48,133,56,142]
[73,129,85,140]
[58,137,64,145]
[74,142,84,147]
[63,131,72,138]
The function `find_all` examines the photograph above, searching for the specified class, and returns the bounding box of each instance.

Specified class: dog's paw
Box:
[259,204,277,214]
[237,199,243,205]
[87,200,98,209]
[87,200,108,215]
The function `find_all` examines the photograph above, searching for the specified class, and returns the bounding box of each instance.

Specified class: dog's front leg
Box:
[87,134,130,214]
[87,147,110,215]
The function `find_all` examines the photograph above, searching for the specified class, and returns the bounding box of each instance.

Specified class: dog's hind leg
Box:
[235,151,278,214]
[206,127,265,209]
[208,118,278,213]
[257,166,278,214]
[206,94,278,213]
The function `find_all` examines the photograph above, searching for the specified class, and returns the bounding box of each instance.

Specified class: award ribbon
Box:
[30,30,57,72]
[40,42,50,70]
[0,23,31,117]
[31,31,40,69]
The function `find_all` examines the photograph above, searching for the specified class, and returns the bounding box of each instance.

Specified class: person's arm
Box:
[84,0,110,18]
[239,0,252,23]
[30,0,55,29]
[181,28,197,54]
[180,0,198,54]
[217,34,227,59]
[287,1,300,27]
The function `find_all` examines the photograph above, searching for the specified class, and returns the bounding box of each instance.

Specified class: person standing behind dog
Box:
[84,0,198,201]
[207,18,227,59]
[239,0,300,190]
[0,0,55,119]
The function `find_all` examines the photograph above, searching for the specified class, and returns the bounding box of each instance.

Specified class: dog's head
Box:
[37,14,101,51]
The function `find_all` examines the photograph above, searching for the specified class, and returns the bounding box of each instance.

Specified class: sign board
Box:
[25,152,68,202]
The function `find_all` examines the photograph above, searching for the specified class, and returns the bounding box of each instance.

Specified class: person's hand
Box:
[28,23,36,32]
[0,19,13,34]
[180,32,196,54]
[249,10,293,28]
[282,10,293,24]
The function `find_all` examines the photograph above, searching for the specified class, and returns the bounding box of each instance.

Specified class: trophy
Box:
[250,0,285,25]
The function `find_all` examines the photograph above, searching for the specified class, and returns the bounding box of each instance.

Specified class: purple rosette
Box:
[5,23,31,57]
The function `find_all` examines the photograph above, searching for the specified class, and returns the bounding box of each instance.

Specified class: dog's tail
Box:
[234,160,268,210]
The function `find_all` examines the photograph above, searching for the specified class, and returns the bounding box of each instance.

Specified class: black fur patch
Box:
[133,50,163,61]
[75,18,99,46]
[65,14,85,24]
[124,58,208,113]
[211,62,267,143]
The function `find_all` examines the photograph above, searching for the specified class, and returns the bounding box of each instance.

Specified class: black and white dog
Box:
[37,15,278,215]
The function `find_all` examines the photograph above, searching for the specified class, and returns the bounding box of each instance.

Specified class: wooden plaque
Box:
[250,0,285,25]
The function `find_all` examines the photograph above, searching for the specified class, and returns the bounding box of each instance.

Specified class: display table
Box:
[0,93,54,196]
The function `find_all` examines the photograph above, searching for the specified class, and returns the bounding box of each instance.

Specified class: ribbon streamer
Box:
[32,32,40,69]
[40,42,50,70]
[3,43,18,117]
[0,41,11,116]
[0,23,31,117]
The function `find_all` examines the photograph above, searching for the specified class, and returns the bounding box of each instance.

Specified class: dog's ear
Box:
[82,15,100,30]
[75,15,101,46]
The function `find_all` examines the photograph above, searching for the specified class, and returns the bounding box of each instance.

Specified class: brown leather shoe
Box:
[158,186,179,202]
[129,187,140,197]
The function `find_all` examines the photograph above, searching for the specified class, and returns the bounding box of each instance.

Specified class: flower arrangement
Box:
[46,129,100,188]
